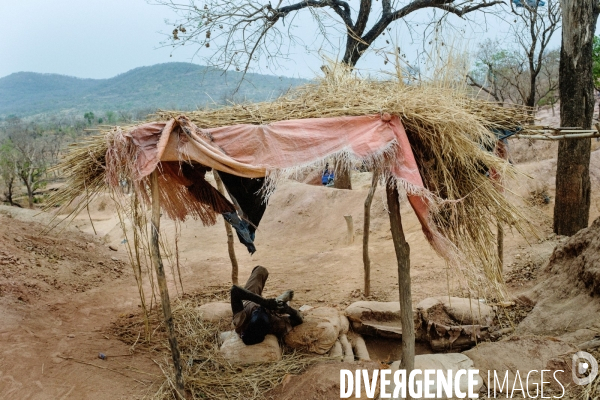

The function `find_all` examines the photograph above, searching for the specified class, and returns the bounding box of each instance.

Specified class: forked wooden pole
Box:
[213,171,239,285]
[150,170,184,395]
[385,178,414,391]
[362,171,379,297]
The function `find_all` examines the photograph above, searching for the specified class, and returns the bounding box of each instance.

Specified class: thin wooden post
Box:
[344,215,354,244]
[213,171,239,285]
[497,222,504,276]
[363,171,379,297]
[150,171,184,395]
[385,178,414,390]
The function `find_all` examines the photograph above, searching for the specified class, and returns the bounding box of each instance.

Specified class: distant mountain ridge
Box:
[0,63,306,117]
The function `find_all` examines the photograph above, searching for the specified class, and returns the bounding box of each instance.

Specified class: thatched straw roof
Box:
[47,71,533,294]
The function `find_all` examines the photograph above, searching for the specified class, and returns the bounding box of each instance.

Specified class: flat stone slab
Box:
[346,301,416,339]
[416,297,495,351]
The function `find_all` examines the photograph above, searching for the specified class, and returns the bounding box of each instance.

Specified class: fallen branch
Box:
[511,132,600,140]
[57,355,150,385]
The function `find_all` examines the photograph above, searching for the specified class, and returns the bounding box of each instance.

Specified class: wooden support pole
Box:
[363,171,379,297]
[150,171,184,395]
[344,215,354,244]
[385,179,415,386]
[497,222,504,276]
[213,171,239,285]
[511,132,600,140]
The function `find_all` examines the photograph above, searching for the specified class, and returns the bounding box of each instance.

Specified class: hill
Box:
[0,63,306,117]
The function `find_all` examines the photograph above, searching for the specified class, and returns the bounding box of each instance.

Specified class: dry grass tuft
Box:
[111,286,323,400]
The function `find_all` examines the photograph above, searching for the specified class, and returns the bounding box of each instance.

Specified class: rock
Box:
[463,336,577,393]
[417,297,493,326]
[220,333,281,364]
[285,307,341,354]
[14,236,22,242]
[381,354,483,400]
[86,242,95,251]
[196,302,233,323]
[345,301,412,339]
[111,256,118,261]
[346,301,400,321]
[108,245,117,251]
[416,297,494,351]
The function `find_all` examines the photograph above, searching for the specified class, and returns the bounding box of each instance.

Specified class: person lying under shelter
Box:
[231,266,303,345]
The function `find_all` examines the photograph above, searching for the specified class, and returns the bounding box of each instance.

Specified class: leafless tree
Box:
[468,0,560,112]
[155,0,504,188]
[157,0,504,73]
[3,120,50,208]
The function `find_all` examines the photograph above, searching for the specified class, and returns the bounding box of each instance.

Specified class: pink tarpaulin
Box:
[117,113,438,249]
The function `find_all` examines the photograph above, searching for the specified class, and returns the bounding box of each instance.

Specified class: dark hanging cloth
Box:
[217,171,268,254]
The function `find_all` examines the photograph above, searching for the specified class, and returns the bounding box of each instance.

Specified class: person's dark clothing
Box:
[231,266,292,342]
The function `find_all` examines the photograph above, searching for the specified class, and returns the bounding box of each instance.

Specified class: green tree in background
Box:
[84,112,95,125]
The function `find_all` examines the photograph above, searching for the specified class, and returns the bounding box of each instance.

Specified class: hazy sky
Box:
[0,0,578,80]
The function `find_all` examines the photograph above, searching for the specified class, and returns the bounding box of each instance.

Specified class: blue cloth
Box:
[321,172,334,185]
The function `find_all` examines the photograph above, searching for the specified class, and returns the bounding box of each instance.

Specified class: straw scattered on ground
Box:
[111,286,323,400]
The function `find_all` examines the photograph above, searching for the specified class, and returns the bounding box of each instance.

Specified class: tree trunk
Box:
[21,168,34,208]
[3,177,15,206]
[333,156,352,190]
[554,0,600,236]
[385,179,414,386]
[363,171,379,297]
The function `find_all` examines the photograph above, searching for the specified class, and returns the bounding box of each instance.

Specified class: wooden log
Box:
[344,215,354,244]
[385,179,415,389]
[213,171,239,285]
[511,132,600,140]
[363,171,379,297]
[150,171,185,395]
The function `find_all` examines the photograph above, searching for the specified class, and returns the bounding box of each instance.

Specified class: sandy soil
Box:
[1,113,600,398]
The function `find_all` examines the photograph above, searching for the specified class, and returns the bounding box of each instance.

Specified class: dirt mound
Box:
[0,212,126,302]
[0,207,160,399]
[517,217,600,340]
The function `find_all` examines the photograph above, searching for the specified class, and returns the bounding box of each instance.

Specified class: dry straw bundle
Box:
[47,66,533,295]
[112,287,322,400]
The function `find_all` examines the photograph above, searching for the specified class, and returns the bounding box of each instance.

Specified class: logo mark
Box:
[572,351,598,385]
